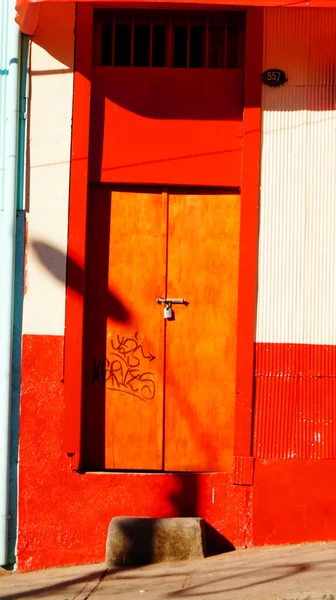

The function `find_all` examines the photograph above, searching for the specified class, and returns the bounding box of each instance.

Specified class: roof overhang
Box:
[15,0,336,35]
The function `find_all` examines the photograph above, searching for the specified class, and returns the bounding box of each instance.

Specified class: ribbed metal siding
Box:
[254,343,336,458]
[256,8,336,346]
[254,9,336,459]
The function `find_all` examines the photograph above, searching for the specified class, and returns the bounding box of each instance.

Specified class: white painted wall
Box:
[22,3,75,336]
[23,6,336,345]
[256,8,336,345]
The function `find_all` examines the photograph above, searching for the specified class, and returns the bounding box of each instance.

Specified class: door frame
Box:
[63,3,263,482]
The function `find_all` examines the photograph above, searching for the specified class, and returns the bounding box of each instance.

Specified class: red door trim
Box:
[64,5,263,473]
[64,4,94,469]
[233,7,263,484]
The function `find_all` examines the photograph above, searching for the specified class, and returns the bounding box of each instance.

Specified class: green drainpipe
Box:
[0,1,28,567]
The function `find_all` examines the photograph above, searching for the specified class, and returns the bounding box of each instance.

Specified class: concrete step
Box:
[106,517,205,567]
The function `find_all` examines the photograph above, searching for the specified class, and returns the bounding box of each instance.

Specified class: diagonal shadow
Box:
[0,568,108,600]
[32,241,130,324]
[166,562,312,597]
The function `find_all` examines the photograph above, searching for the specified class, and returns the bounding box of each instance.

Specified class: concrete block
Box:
[106,517,205,567]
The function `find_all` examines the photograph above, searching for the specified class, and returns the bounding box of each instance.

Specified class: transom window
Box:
[94,10,245,69]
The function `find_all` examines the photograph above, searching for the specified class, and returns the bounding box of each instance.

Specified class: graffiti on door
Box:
[92,332,156,401]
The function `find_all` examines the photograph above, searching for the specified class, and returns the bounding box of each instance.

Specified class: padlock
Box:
[164,303,173,319]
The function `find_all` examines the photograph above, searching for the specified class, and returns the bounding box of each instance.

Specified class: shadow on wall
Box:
[31,240,235,561]
[32,241,129,323]
[30,3,75,72]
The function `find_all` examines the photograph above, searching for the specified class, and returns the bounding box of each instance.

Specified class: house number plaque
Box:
[261,69,288,87]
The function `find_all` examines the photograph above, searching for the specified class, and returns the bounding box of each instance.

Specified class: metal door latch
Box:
[156,298,185,305]
[156,298,186,320]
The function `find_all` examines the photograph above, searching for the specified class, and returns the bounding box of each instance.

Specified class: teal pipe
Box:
[0,1,21,566]
[8,33,28,567]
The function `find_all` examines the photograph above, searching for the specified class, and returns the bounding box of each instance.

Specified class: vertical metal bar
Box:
[167,18,172,67]
[187,19,190,68]
[0,0,20,566]
[205,19,209,68]
[93,21,101,66]
[131,17,134,67]
[149,19,153,67]
[111,17,115,67]
[224,21,228,69]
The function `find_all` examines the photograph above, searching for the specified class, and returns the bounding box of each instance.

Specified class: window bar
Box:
[149,20,153,67]
[224,21,228,69]
[238,26,245,69]
[111,17,115,67]
[187,19,191,68]
[205,19,209,68]
[130,17,135,67]
[167,18,173,67]
[93,22,102,66]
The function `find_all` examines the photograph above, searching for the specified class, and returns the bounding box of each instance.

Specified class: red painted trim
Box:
[65,5,263,473]
[64,4,94,469]
[15,0,336,27]
[15,3,40,35]
[233,8,263,480]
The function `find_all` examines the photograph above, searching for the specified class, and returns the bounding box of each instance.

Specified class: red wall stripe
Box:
[254,343,336,459]
[233,8,263,470]
[64,4,93,468]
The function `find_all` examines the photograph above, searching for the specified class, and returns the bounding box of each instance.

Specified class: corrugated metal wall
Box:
[257,8,336,346]
[254,9,336,458]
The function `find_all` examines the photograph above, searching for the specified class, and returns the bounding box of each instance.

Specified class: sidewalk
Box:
[1,542,336,600]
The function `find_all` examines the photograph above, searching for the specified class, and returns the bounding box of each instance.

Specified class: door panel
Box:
[164,192,240,472]
[83,186,166,470]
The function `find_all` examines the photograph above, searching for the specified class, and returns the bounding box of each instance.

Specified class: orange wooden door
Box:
[83,187,240,472]
[164,191,240,472]
[82,186,166,470]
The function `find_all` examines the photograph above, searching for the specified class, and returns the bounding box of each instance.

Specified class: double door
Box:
[82,185,240,472]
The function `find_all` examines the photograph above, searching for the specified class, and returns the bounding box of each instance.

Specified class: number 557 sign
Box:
[261,69,288,87]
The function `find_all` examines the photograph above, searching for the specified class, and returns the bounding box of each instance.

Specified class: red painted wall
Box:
[18,335,252,571]
[18,334,336,571]
[253,459,336,546]
[254,343,336,459]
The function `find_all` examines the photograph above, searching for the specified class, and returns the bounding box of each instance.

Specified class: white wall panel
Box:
[22,3,75,336]
[256,8,336,344]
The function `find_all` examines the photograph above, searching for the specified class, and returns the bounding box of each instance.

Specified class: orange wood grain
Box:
[164,192,240,472]
[83,187,166,470]
[105,189,166,469]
